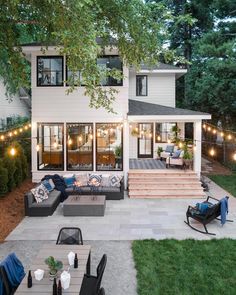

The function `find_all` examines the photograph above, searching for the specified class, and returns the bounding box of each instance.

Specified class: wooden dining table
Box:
[15,244,91,295]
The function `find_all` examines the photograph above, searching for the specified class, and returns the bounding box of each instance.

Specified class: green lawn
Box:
[208,174,236,197]
[132,239,236,295]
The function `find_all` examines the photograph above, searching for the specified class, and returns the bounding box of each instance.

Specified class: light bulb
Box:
[209,148,215,156]
[193,145,197,151]
[36,145,40,152]
[9,132,12,137]
[78,136,82,142]
[167,139,171,144]
[213,129,216,134]
[157,135,161,141]
[19,128,23,133]
[24,126,28,130]
[207,126,211,131]
[10,147,16,156]
[228,134,232,140]
[29,123,31,127]
[203,124,206,129]
[149,133,152,138]
[233,153,236,161]
[14,130,18,135]
[0,135,4,140]
[53,142,58,148]
[179,142,183,148]
[68,139,72,145]
[220,132,224,137]
[89,134,93,140]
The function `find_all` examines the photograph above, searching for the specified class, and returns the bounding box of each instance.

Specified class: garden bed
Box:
[132,239,236,295]
[0,178,34,242]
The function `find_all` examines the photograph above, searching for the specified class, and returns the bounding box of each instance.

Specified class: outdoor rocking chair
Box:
[56,227,83,245]
[185,196,233,235]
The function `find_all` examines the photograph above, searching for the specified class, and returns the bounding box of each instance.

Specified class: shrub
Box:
[0,160,8,196]
[2,154,16,192]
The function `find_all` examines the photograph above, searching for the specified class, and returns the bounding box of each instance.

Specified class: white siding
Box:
[129,70,176,107]
[0,81,30,126]
[30,50,129,181]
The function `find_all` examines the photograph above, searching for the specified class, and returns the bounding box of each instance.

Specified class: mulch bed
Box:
[0,178,35,242]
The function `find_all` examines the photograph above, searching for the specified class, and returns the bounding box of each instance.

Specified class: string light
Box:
[36,144,40,152]
[68,139,72,145]
[89,134,93,140]
[233,153,236,161]
[167,139,171,144]
[203,124,206,129]
[0,135,4,140]
[24,126,28,130]
[220,132,224,137]
[149,133,152,138]
[209,148,215,157]
[78,136,82,142]
[10,147,16,156]
[14,130,18,135]
[213,129,217,134]
[9,132,12,137]
[228,134,232,140]
[157,135,161,141]
[179,142,183,148]
[19,128,23,133]
[207,126,211,131]
[53,142,58,148]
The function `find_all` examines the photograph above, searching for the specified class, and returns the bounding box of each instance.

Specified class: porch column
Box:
[123,119,129,190]
[194,120,202,178]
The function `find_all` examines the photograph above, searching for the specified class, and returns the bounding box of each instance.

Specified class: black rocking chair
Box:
[56,227,83,245]
[185,196,233,235]
[0,265,14,295]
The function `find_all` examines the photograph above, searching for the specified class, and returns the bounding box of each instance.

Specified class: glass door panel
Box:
[137,123,153,158]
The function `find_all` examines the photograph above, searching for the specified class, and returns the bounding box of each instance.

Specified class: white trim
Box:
[128,115,211,122]
[137,69,187,74]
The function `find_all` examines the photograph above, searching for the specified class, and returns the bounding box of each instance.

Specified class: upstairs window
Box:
[136,75,147,96]
[37,56,64,86]
[97,56,123,86]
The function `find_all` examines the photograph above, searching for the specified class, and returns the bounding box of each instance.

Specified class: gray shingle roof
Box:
[140,62,184,71]
[128,100,210,116]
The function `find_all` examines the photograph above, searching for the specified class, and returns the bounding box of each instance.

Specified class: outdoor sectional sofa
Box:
[24,176,124,217]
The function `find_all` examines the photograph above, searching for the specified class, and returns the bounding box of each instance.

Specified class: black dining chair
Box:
[80,254,107,295]
[56,227,83,245]
[98,287,105,295]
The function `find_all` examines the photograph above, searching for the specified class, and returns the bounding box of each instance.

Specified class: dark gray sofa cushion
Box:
[29,190,61,207]
[100,186,120,193]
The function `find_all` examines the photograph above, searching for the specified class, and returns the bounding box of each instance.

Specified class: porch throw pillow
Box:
[165,145,174,153]
[196,202,213,214]
[88,174,102,187]
[172,149,182,159]
[101,174,110,187]
[31,184,49,203]
[75,173,88,186]
[64,176,76,188]
[109,174,122,187]
[42,180,54,192]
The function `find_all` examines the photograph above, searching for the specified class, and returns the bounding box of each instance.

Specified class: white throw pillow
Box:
[31,184,49,203]
[109,175,123,187]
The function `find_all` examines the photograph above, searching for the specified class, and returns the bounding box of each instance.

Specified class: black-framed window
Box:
[96,123,123,171]
[97,56,123,86]
[67,123,93,171]
[155,123,176,143]
[37,56,64,86]
[37,123,64,170]
[136,75,147,96]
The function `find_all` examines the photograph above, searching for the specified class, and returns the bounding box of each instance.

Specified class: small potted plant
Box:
[114,145,122,168]
[156,146,163,159]
[45,256,63,280]
[183,143,193,169]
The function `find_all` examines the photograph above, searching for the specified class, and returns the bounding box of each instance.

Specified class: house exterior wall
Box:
[30,50,129,182]
[0,81,30,128]
[129,70,176,107]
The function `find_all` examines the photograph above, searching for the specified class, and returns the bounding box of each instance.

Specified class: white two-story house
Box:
[22,43,211,191]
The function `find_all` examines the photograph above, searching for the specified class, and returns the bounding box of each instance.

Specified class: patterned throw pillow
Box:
[48,179,55,190]
[109,175,123,187]
[88,174,102,187]
[31,184,49,203]
[75,174,88,186]
[42,180,53,192]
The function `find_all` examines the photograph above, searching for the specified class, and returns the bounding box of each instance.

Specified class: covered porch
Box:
[125,100,211,177]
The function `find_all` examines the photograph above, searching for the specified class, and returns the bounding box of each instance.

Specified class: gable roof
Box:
[128,100,211,117]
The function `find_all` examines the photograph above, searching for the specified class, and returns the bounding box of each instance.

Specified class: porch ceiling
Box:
[128,100,211,120]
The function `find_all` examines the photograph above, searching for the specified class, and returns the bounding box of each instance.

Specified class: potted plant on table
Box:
[45,256,63,280]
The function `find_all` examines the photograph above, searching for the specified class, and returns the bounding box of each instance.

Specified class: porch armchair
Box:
[160,145,175,160]
[166,149,184,168]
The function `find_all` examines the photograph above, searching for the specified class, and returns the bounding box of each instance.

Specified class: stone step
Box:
[128,177,199,182]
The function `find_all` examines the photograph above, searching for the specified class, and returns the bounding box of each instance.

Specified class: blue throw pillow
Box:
[64,176,76,188]
[196,202,211,214]
[165,145,174,153]
[42,180,53,192]
[172,149,182,159]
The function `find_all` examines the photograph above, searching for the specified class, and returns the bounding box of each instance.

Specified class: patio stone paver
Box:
[6,179,236,241]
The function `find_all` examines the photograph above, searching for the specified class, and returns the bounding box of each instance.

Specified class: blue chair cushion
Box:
[172,149,182,159]
[165,145,174,153]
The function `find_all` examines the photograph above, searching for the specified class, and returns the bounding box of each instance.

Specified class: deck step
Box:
[128,169,205,199]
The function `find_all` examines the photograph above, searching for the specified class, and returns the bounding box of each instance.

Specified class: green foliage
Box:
[3,153,16,192]
[45,256,63,275]
[132,239,236,295]
[0,0,185,112]
[114,145,122,158]
[183,142,193,160]
[171,124,181,143]
[0,160,8,197]
[156,146,163,157]
[208,174,236,197]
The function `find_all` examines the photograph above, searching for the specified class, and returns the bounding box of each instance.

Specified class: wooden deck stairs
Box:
[128,170,205,199]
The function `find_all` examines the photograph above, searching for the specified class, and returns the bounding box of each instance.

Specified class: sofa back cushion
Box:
[165,145,174,153]
[42,180,54,192]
